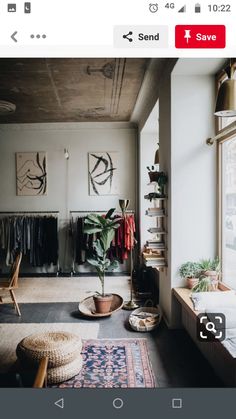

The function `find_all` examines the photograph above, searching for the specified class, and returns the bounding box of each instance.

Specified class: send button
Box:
[114,26,168,48]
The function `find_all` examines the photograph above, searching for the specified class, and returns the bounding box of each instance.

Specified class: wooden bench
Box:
[173,285,236,386]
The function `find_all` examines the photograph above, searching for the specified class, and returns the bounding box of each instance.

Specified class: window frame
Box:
[217,130,236,282]
[216,60,236,283]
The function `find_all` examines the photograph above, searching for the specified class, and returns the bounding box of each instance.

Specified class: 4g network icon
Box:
[175,25,226,48]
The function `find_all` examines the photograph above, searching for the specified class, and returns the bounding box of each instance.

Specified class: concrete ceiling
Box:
[0,58,149,123]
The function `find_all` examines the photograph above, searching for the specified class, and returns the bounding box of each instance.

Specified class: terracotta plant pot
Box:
[204,271,219,291]
[186,277,199,289]
[93,294,113,314]
[204,270,218,280]
[148,171,159,183]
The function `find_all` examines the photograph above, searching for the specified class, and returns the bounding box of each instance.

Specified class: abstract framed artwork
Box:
[88,152,119,196]
[16,152,47,196]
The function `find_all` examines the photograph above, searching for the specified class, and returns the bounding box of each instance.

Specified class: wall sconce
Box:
[64,149,69,160]
[215,61,236,117]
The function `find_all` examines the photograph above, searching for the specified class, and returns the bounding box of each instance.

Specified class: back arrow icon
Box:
[11,31,18,43]
[54,398,64,409]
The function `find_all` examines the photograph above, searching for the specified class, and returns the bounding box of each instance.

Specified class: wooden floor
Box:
[0,302,222,387]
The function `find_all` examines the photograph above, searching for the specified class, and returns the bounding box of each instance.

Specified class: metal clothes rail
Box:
[0,211,59,214]
[69,209,135,276]
[70,210,135,214]
[0,210,61,275]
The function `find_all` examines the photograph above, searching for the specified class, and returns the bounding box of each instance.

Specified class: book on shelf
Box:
[146,240,165,247]
[143,258,166,267]
[148,227,166,234]
[146,208,164,215]
[145,247,166,252]
[143,252,165,260]
[146,212,165,217]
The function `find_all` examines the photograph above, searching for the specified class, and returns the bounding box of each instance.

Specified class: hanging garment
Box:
[0,215,59,267]
[73,213,136,265]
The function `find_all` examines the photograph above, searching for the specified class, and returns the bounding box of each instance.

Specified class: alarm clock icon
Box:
[149,3,158,13]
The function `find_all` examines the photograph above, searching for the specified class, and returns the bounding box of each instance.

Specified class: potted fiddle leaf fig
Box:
[83,209,121,314]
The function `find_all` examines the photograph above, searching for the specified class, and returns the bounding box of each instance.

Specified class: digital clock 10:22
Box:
[208,4,231,12]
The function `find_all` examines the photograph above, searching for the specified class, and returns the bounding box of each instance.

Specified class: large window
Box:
[220,135,236,288]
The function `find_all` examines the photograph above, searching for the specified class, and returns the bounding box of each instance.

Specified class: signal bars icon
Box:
[178,5,186,13]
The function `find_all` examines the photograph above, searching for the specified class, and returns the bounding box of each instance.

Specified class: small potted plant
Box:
[179,261,201,289]
[147,165,159,183]
[199,257,221,291]
[84,209,121,314]
[191,276,212,293]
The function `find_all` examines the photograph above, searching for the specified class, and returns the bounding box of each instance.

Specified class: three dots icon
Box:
[30,34,47,39]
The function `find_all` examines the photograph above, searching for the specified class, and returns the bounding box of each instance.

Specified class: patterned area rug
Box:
[53,339,156,388]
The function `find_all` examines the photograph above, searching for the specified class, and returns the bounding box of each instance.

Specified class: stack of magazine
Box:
[145,207,165,217]
[143,239,166,267]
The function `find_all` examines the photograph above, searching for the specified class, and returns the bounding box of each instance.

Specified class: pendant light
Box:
[215,61,236,117]
[154,143,159,164]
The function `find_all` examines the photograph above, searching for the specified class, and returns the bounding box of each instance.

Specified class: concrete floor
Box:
[0,301,222,387]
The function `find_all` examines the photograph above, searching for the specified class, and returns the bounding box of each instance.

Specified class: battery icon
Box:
[195,3,201,13]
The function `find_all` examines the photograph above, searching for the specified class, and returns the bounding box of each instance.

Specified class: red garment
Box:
[109,214,136,262]
[124,214,136,252]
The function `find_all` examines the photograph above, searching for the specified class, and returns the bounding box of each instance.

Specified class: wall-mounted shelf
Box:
[142,178,168,270]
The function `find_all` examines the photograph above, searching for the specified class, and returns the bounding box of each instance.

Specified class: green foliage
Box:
[199,257,221,273]
[179,262,201,279]
[192,276,212,293]
[84,209,121,296]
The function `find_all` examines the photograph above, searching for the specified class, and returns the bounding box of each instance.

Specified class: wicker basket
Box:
[16,331,82,368]
[129,306,162,332]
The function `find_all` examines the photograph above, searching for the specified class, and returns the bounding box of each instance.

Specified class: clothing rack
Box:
[0,211,59,214]
[0,210,61,275]
[69,209,135,276]
[70,210,135,214]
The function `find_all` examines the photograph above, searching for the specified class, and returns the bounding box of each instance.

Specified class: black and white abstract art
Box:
[16,152,47,196]
[88,152,119,196]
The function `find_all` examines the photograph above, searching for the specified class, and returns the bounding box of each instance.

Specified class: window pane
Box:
[222,136,236,287]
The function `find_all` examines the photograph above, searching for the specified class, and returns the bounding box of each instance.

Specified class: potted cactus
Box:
[83,209,121,314]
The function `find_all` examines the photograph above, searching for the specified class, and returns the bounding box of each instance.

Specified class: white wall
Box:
[0,122,137,272]
[158,59,222,327]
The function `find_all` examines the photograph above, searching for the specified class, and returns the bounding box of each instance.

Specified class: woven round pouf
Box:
[47,355,83,384]
[16,331,82,368]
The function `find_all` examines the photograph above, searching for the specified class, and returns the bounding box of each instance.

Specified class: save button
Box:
[175,25,226,49]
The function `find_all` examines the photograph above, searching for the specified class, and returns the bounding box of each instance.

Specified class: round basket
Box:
[129,306,162,332]
[16,331,82,368]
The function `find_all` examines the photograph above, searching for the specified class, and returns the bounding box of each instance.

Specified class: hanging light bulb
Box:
[215,61,236,117]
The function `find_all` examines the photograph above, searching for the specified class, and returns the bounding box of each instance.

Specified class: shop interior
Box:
[0,57,236,388]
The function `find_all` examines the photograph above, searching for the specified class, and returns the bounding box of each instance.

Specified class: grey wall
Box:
[0,122,137,273]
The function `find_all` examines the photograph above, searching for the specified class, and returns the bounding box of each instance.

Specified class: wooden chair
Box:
[0,252,22,316]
